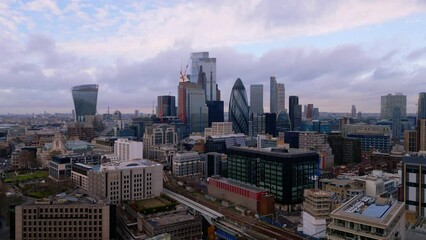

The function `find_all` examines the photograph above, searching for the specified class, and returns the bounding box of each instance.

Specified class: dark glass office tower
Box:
[289,96,301,131]
[276,111,291,134]
[229,78,249,134]
[71,84,98,122]
[156,95,177,117]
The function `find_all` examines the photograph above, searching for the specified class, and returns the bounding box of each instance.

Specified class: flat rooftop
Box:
[145,206,198,227]
[331,195,404,227]
[209,177,269,194]
[98,159,161,171]
[228,146,317,157]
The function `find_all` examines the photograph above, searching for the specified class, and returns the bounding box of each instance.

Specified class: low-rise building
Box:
[207,176,275,216]
[13,193,115,240]
[321,177,365,202]
[327,195,405,240]
[71,163,92,191]
[172,151,203,178]
[88,159,163,204]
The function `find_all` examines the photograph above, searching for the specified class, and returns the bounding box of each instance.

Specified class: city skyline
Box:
[1,1,426,114]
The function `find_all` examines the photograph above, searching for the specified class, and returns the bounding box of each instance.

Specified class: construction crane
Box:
[179,56,191,82]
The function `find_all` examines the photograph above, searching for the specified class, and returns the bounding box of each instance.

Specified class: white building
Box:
[71,163,92,191]
[88,159,163,204]
[344,170,400,198]
[114,138,143,161]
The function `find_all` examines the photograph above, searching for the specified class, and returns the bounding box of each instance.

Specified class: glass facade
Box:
[156,95,176,117]
[227,147,319,205]
[72,84,98,122]
[229,78,249,134]
[276,111,291,133]
[250,84,263,114]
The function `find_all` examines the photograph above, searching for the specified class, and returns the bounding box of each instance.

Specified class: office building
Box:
[392,107,402,140]
[71,163,92,191]
[276,111,291,134]
[206,100,224,126]
[71,84,99,122]
[402,154,426,217]
[143,124,178,159]
[299,132,334,169]
[191,52,218,102]
[205,152,226,177]
[321,178,365,201]
[208,176,275,216]
[351,105,356,118]
[172,151,203,177]
[345,170,400,199]
[270,76,285,114]
[327,195,405,240]
[342,124,392,153]
[380,93,407,120]
[250,84,264,114]
[229,78,249,134]
[13,194,115,240]
[204,134,246,153]
[156,95,176,118]
[227,146,319,205]
[306,104,314,119]
[327,133,362,165]
[289,96,302,131]
[204,122,234,137]
[177,81,208,132]
[49,156,72,181]
[114,139,143,161]
[404,130,417,152]
[418,92,426,119]
[88,159,163,204]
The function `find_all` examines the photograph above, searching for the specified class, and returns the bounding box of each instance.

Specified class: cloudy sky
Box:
[1,0,426,114]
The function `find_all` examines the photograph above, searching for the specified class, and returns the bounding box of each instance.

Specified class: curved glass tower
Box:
[276,110,291,133]
[72,84,98,122]
[229,78,249,134]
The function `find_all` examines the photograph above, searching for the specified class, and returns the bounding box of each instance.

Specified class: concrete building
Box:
[114,138,143,161]
[320,177,365,202]
[302,189,338,239]
[208,177,275,216]
[380,93,407,120]
[327,133,362,165]
[345,170,400,199]
[299,132,334,169]
[71,163,92,191]
[143,124,178,159]
[270,76,285,114]
[88,159,163,204]
[227,146,319,205]
[204,134,246,154]
[172,151,203,178]
[204,122,234,137]
[327,195,405,240]
[250,84,264,114]
[13,193,115,240]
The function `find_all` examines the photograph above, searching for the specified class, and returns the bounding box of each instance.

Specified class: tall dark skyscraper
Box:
[229,78,249,134]
[207,101,224,126]
[351,105,357,118]
[306,104,314,119]
[250,84,264,114]
[71,84,98,122]
[419,92,426,119]
[289,96,301,131]
[156,95,176,118]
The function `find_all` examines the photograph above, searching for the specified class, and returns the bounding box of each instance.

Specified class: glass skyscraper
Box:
[276,110,291,133]
[71,84,98,122]
[229,78,249,134]
[270,76,285,114]
[156,95,177,117]
[191,52,218,102]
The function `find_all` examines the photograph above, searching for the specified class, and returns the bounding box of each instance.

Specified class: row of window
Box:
[24,208,102,214]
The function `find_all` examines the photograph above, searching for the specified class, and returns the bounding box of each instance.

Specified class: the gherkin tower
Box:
[229,78,249,134]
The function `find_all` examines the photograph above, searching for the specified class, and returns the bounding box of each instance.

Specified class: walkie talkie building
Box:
[72,84,98,122]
